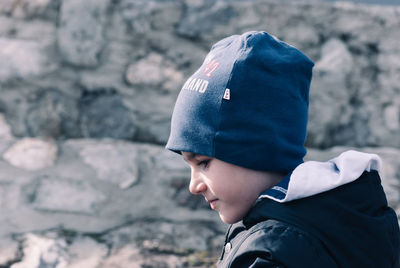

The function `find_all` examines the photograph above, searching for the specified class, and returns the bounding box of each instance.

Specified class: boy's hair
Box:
[166,31,314,173]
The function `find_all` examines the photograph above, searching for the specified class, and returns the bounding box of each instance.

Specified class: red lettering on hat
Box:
[204,59,220,77]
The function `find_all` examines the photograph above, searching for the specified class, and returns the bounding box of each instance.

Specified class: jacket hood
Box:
[260,150,381,202]
[244,150,399,267]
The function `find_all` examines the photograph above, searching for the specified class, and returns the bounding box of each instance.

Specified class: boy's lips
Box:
[207,199,218,209]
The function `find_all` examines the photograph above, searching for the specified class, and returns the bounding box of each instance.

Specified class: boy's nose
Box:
[189,172,207,194]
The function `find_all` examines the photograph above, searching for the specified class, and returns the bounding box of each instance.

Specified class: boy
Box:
[166,31,400,267]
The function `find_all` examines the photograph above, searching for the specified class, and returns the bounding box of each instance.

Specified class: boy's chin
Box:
[219,213,243,224]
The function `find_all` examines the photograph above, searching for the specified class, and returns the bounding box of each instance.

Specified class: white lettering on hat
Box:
[182,77,209,94]
[223,88,230,100]
[192,78,203,92]
[187,78,197,91]
[198,80,209,93]
[182,77,193,90]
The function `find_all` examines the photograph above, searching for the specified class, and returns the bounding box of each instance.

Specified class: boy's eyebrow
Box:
[182,152,197,162]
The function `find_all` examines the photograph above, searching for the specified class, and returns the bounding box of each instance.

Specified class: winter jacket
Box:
[218,151,400,268]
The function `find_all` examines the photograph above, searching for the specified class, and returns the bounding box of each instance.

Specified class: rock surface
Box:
[0,38,54,82]
[3,138,57,171]
[57,0,109,67]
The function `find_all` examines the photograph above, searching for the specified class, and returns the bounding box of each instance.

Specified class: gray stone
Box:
[368,27,400,146]
[316,38,354,74]
[0,16,15,36]
[116,0,155,35]
[172,180,211,210]
[125,53,184,92]
[0,235,19,265]
[0,0,15,14]
[281,22,320,50]
[229,3,261,29]
[147,32,207,70]
[77,41,133,91]
[79,90,137,140]
[0,0,58,20]
[177,1,237,40]
[154,154,209,210]
[11,234,68,268]
[125,53,164,87]
[0,18,56,44]
[384,105,400,131]
[25,89,80,139]
[67,237,108,268]
[0,182,21,209]
[330,5,372,35]
[3,138,58,171]
[0,113,15,155]
[0,89,31,139]
[123,92,174,144]
[104,221,216,253]
[30,177,107,214]
[100,245,183,268]
[151,1,183,31]
[0,113,13,140]
[152,149,189,172]
[100,220,219,267]
[57,0,109,67]
[79,142,139,189]
[307,38,354,148]
[0,38,53,82]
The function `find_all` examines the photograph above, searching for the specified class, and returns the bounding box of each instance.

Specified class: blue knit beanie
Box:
[166,31,314,173]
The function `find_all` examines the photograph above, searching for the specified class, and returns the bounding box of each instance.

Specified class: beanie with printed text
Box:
[166,31,314,173]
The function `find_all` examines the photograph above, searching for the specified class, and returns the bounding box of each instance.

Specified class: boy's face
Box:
[181,151,282,224]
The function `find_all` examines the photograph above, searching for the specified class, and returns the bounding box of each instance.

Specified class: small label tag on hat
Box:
[223,88,230,100]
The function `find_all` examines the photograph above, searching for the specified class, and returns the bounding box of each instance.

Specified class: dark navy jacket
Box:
[218,171,400,267]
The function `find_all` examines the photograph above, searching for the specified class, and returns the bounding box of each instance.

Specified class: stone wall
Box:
[0,0,399,267]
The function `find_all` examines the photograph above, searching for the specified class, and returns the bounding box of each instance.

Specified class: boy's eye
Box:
[197,159,210,168]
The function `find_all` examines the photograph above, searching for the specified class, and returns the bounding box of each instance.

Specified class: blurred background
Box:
[0,0,399,267]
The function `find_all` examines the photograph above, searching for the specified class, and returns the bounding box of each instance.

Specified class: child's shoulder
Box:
[221,218,334,268]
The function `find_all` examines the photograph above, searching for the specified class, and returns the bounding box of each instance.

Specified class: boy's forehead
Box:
[181,151,196,159]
